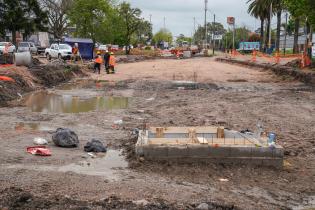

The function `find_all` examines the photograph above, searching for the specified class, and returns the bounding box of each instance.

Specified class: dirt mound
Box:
[0,63,84,106]
[0,187,237,210]
[216,57,315,86]
[30,63,83,87]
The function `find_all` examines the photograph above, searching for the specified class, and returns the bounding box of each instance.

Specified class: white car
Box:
[45,44,72,60]
[17,42,38,54]
[0,42,16,54]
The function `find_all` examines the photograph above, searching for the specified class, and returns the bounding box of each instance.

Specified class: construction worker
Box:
[109,52,116,74]
[104,50,110,73]
[93,52,103,74]
[72,43,79,62]
[3,43,9,64]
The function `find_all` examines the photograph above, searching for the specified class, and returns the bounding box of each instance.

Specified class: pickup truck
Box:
[45,43,72,60]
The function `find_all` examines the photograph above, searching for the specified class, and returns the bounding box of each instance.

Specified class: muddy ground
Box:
[0,57,314,210]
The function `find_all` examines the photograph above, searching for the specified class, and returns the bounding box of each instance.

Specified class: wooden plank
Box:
[197,137,208,144]
[149,126,219,134]
[148,138,254,145]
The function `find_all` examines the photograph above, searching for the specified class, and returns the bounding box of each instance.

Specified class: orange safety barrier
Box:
[0,76,15,82]
[251,49,257,62]
[275,51,280,64]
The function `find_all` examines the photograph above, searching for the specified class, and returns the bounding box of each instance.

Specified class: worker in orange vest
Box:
[72,43,79,62]
[93,52,103,74]
[3,43,9,64]
[108,52,116,74]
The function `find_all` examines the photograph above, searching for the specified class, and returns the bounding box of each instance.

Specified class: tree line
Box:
[0,0,154,54]
[247,0,315,54]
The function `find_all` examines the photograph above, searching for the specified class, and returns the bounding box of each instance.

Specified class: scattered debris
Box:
[87,152,96,158]
[219,178,229,182]
[196,203,209,210]
[146,97,155,101]
[132,199,149,206]
[52,128,79,148]
[84,139,107,153]
[33,137,48,145]
[26,146,51,156]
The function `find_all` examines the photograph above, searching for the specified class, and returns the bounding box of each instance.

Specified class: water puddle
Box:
[15,122,54,132]
[4,150,128,181]
[23,91,129,113]
[57,79,110,90]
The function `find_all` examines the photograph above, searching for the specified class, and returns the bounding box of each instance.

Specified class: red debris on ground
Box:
[26,146,52,156]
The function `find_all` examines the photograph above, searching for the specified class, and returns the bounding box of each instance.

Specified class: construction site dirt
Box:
[0,57,314,210]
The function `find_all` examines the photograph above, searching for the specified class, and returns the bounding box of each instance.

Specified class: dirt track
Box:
[0,57,314,210]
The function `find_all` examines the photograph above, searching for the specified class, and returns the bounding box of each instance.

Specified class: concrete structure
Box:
[136,127,284,168]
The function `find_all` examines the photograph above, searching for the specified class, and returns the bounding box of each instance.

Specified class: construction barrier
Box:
[228,49,312,69]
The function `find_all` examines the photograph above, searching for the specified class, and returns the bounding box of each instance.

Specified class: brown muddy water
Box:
[22,91,129,113]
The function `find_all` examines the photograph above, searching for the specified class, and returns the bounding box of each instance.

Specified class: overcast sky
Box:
[126,0,258,37]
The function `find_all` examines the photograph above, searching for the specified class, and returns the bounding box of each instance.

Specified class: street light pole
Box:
[284,12,288,55]
[164,17,166,29]
[193,17,196,45]
[268,3,272,49]
[213,14,216,55]
[204,0,208,49]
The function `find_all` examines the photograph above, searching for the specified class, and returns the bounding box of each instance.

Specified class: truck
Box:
[28,32,50,54]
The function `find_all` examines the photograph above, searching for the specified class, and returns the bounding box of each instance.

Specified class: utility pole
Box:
[204,0,208,49]
[268,3,272,49]
[164,17,166,29]
[283,12,288,55]
[213,14,216,55]
[232,22,235,50]
[149,14,152,25]
[193,17,196,45]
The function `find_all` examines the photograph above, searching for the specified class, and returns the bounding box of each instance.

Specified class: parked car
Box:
[0,42,16,54]
[45,43,72,60]
[17,42,38,54]
[98,45,108,51]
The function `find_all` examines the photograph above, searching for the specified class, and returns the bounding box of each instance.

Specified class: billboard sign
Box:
[227,17,235,25]
[213,35,223,40]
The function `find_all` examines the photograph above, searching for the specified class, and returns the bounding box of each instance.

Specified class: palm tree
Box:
[272,0,284,52]
[247,0,270,51]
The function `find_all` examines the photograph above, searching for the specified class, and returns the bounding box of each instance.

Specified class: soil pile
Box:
[0,63,83,106]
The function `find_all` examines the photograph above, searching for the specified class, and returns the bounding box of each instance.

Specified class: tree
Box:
[135,20,152,45]
[176,34,192,46]
[273,0,284,52]
[193,22,226,45]
[153,28,172,47]
[0,0,48,45]
[118,2,142,54]
[284,0,310,53]
[222,27,251,50]
[67,0,111,44]
[247,0,270,51]
[40,0,73,39]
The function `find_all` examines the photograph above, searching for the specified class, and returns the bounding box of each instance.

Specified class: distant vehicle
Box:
[98,45,108,51]
[238,42,260,52]
[111,45,119,51]
[45,43,72,60]
[17,42,38,54]
[0,42,16,54]
[28,32,50,54]
[122,45,134,51]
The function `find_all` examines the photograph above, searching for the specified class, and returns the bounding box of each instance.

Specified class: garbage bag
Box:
[84,139,107,153]
[52,128,79,148]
